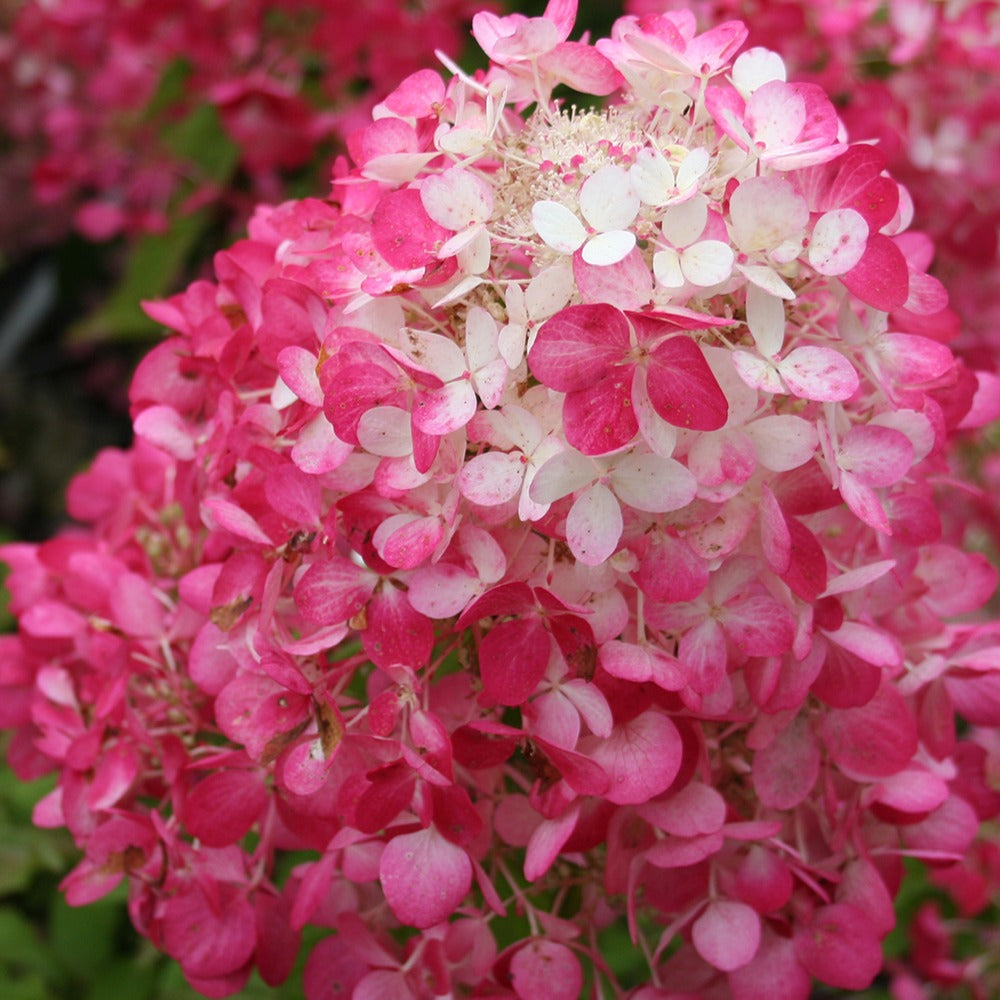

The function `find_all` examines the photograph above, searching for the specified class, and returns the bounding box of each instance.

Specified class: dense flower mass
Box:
[0,0,483,252]
[3,1,1000,996]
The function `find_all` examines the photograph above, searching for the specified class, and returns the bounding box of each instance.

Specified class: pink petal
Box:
[510,940,583,1000]
[372,514,444,570]
[161,884,257,979]
[838,473,891,534]
[808,208,868,275]
[134,404,197,461]
[794,903,882,991]
[838,424,914,486]
[379,826,472,929]
[459,451,524,506]
[820,681,918,779]
[692,900,761,972]
[640,781,726,836]
[412,381,477,435]
[574,247,653,310]
[778,346,858,401]
[363,585,434,670]
[579,710,682,805]
[185,770,268,847]
[407,563,480,619]
[372,188,451,269]
[202,497,273,546]
[753,717,819,809]
[728,930,812,1000]
[874,332,954,384]
[524,804,581,882]
[420,167,493,230]
[294,557,374,625]
[541,40,623,95]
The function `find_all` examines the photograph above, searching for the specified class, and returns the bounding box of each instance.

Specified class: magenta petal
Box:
[371,188,451,269]
[563,374,639,455]
[379,826,472,928]
[363,585,434,670]
[185,770,268,847]
[528,303,629,392]
[294,557,374,626]
[646,337,728,430]
[524,804,581,881]
[161,883,257,979]
[479,617,550,706]
[840,233,910,311]
[728,929,812,1000]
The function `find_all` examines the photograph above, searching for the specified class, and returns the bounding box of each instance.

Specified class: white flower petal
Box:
[582,229,636,266]
[567,483,623,566]
[630,149,675,205]
[611,453,697,513]
[661,194,708,248]
[680,240,734,286]
[529,448,596,504]
[580,164,640,232]
[808,208,869,276]
[524,264,574,319]
[736,262,796,300]
[357,406,413,457]
[675,147,710,193]
[532,200,587,254]
[653,248,685,288]
[731,47,786,97]
[399,327,466,380]
[745,283,785,358]
[465,306,500,370]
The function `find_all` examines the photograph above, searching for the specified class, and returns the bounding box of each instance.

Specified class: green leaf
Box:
[85,956,158,1000]
[49,894,122,981]
[0,907,51,973]
[0,971,54,1000]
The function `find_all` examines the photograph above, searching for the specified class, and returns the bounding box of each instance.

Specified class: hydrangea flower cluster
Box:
[626,0,1000,362]
[3,2,1000,996]
[0,0,483,251]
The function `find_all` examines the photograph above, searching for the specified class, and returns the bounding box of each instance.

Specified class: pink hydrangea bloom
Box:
[3,2,1000,996]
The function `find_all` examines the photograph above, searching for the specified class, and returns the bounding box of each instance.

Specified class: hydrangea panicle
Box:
[2,1,1000,997]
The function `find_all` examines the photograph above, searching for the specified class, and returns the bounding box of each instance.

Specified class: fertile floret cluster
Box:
[3,2,1000,997]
